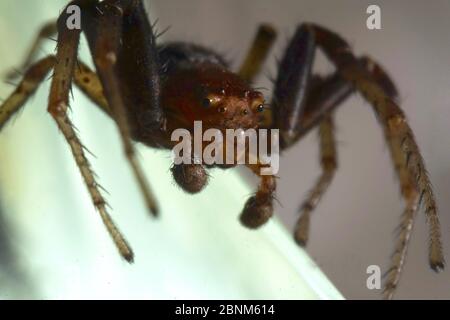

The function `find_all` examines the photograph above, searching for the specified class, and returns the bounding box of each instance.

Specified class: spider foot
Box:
[240,196,273,229]
[294,213,310,247]
[171,163,208,194]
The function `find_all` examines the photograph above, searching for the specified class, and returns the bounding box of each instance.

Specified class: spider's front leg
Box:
[46,6,134,261]
[80,0,160,216]
[305,24,444,297]
[0,23,133,261]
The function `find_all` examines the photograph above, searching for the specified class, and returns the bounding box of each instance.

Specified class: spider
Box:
[0,0,444,299]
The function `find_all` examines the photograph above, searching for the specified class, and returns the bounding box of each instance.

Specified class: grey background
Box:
[148,0,450,299]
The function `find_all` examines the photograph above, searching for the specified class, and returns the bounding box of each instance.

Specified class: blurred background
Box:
[0,0,450,299]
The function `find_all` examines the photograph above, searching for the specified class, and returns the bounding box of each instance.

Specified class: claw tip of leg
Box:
[294,234,308,247]
[124,253,135,264]
[430,260,445,273]
[150,206,159,218]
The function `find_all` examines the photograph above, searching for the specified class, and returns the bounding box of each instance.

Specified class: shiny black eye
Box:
[202,98,211,108]
[218,106,227,113]
[256,104,264,112]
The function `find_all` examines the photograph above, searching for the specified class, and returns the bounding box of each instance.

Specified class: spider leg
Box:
[73,60,111,116]
[271,25,316,149]
[0,56,55,130]
[238,24,277,83]
[267,26,348,244]
[354,59,419,298]
[294,113,337,246]
[240,163,277,228]
[364,60,419,299]
[5,21,57,81]
[4,56,113,127]
[79,0,160,216]
[293,73,352,139]
[281,74,350,246]
[383,191,418,299]
[348,57,419,299]
[47,8,133,262]
[293,59,401,249]
[359,56,399,102]
[294,56,398,139]
[305,23,444,292]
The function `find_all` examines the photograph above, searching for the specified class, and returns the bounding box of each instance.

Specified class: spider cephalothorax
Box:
[0,0,444,299]
[160,61,265,135]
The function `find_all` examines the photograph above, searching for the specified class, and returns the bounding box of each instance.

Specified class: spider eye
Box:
[256,104,265,112]
[202,98,212,108]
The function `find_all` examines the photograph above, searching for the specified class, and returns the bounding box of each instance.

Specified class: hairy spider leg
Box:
[292,57,399,248]
[78,0,160,217]
[0,56,55,130]
[304,23,443,298]
[0,27,133,261]
[360,56,416,300]
[48,6,134,262]
[73,61,111,116]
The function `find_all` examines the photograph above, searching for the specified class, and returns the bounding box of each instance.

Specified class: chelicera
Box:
[0,0,444,299]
